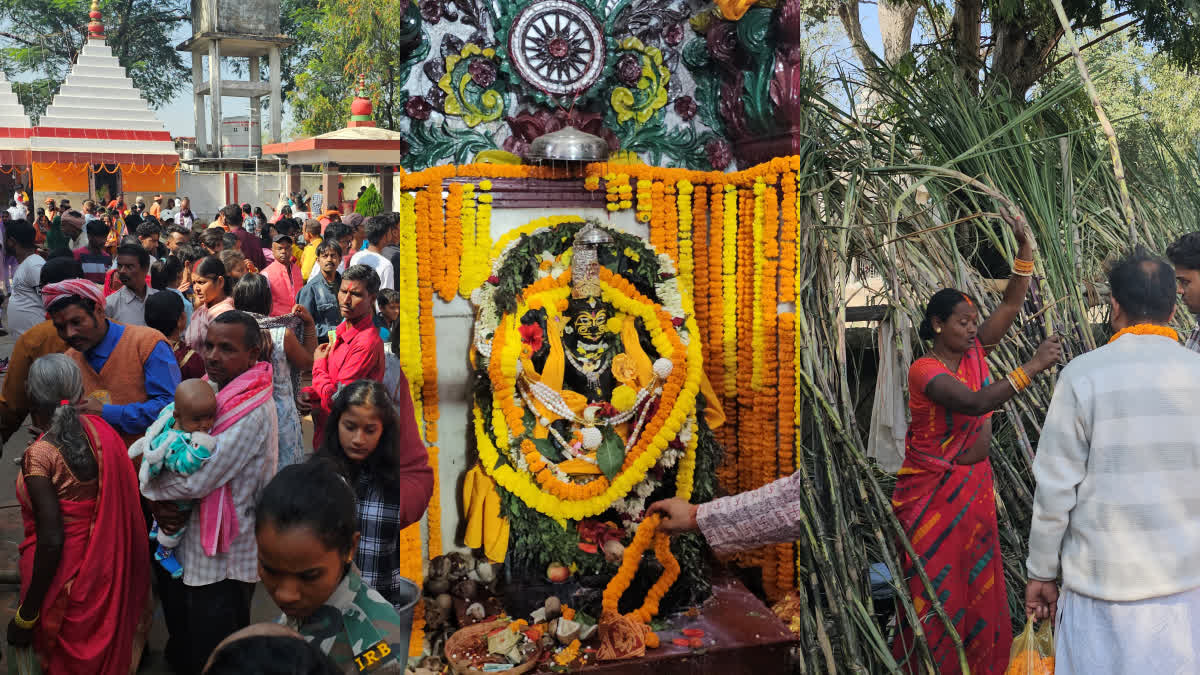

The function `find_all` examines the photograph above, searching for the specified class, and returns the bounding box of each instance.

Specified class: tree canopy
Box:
[0,0,188,122]
[832,0,1200,100]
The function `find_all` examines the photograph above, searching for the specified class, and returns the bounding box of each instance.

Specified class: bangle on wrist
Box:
[1008,366,1030,392]
[1012,257,1035,277]
[14,605,38,629]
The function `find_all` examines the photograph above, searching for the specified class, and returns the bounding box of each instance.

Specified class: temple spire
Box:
[348,74,375,128]
[87,0,104,41]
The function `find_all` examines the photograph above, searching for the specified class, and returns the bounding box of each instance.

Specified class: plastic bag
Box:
[1005,619,1054,675]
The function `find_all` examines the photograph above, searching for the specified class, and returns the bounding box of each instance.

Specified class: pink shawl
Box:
[200,361,273,556]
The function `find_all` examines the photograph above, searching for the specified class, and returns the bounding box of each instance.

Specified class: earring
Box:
[935,327,942,334]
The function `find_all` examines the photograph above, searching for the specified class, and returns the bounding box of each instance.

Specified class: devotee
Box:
[141,311,278,674]
[6,220,46,338]
[349,216,396,291]
[240,203,257,234]
[232,273,316,467]
[202,624,340,675]
[297,240,344,344]
[150,255,193,322]
[61,209,87,249]
[149,194,163,218]
[106,192,125,214]
[300,218,323,280]
[262,231,303,316]
[1167,231,1200,352]
[81,199,97,223]
[256,460,413,673]
[200,228,225,256]
[219,249,250,282]
[106,243,158,327]
[649,210,1063,675]
[310,184,325,216]
[379,213,403,290]
[160,197,177,223]
[0,256,83,443]
[301,264,385,444]
[222,204,268,271]
[137,220,168,260]
[374,288,401,343]
[184,256,236,353]
[177,197,194,229]
[146,290,205,379]
[45,278,180,446]
[7,354,150,673]
[323,223,354,267]
[1024,250,1200,673]
[165,224,191,252]
[74,219,112,285]
[317,381,432,608]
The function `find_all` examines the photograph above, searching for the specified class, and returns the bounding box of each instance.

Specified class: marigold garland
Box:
[776,313,797,595]
[736,187,755,496]
[779,172,798,304]
[1108,323,1179,343]
[720,186,739,398]
[441,182,464,300]
[663,181,679,263]
[457,184,483,297]
[757,179,780,596]
[398,522,425,656]
[676,180,694,295]
[636,179,653,223]
[601,514,681,624]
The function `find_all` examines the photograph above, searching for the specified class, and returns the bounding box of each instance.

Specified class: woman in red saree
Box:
[6,353,150,673]
[890,214,1061,674]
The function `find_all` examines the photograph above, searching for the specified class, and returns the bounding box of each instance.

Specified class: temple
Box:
[0,70,31,199]
[29,1,178,207]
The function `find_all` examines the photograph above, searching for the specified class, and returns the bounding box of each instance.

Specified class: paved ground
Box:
[0,329,292,672]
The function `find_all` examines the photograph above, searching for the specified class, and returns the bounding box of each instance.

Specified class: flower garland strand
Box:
[663,181,679,263]
[601,514,681,625]
[720,185,739,399]
[676,180,694,295]
[776,312,797,595]
[691,184,710,367]
[736,187,755,496]
[457,184,481,297]
[441,182,465,300]
[779,172,798,304]
[416,184,444,561]
[758,179,780,597]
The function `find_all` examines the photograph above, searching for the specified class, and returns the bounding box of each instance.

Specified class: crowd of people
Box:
[0,193,430,674]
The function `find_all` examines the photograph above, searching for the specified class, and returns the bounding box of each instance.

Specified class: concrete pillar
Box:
[208,40,223,158]
[192,52,207,156]
[380,166,394,213]
[288,164,301,199]
[269,46,282,144]
[249,55,262,158]
[323,162,340,214]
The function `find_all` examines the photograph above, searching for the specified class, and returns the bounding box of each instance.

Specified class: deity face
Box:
[573,307,608,343]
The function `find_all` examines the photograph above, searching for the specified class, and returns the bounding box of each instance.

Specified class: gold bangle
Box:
[1015,366,1031,388]
[13,605,38,629]
[1008,369,1028,393]
[1012,258,1035,277]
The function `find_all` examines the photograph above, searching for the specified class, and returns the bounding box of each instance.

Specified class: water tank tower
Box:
[177,0,293,158]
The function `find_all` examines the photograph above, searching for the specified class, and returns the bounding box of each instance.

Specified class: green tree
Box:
[287,0,424,137]
[829,0,1200,100]
[0,0,188,122]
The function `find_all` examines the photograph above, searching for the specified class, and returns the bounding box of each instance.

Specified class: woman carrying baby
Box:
[6,354,150,673]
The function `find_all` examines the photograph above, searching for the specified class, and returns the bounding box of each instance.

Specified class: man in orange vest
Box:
[43,279,181,446]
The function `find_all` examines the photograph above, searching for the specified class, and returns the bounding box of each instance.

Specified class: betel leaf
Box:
[596,427,625,480]
[532,436,562,463]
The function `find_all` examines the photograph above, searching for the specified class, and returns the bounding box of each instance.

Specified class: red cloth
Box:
[383,366,435,527]
[262,260,303,317]
[233,228,267,270]
[41,279,105,310]
[17,415,149,674]
[890,341,1011,673]
[305,313,384,446]
[173,342,206,379]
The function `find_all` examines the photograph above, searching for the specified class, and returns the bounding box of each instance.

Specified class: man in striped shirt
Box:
[1167,232,1200,353]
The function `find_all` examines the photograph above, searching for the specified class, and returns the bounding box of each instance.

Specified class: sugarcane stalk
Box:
[1047,0,1137,245]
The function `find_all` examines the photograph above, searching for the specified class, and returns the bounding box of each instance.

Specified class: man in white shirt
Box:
[348,215,396,291]
[105,243,158,326]
[1026,250,1200,673]
[5,220,44,338]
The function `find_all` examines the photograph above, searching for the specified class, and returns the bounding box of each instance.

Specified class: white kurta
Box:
[1056,586,1200,674]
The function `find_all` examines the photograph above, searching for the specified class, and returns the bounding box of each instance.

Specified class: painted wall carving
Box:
[389,0,817,171]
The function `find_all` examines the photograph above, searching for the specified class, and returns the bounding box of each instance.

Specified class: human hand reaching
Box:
[646,498,699,535]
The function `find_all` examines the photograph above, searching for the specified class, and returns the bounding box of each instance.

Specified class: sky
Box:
[154,8,887,141]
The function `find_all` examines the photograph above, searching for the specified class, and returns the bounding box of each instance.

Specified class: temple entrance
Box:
[0,170,22,208]
[90,164,121,205]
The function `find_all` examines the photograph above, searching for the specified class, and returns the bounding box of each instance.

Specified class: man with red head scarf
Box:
[44,277,181,446]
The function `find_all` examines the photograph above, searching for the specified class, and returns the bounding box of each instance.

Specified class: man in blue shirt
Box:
[43,278,181,444]
[296,239,344,344]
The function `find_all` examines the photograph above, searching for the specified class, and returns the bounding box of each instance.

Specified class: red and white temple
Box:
[29,1,179,206]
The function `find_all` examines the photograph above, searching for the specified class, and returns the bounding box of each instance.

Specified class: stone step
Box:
[55,84,145,100]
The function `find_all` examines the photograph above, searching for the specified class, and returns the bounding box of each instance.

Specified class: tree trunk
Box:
[951,0,983,92]
[988,18,1058,100]
[836,1,881,77]
[878,0,919,66]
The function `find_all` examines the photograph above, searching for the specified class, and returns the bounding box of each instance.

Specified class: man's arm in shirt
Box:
[141,405,271,501]
[695,471,808,556]
[1027,374,1090,582]
[101,341,182,435]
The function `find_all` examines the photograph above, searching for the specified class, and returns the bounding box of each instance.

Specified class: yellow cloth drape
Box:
[462,464,509,563]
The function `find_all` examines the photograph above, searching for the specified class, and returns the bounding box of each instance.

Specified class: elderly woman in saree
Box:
[6,353,149,673]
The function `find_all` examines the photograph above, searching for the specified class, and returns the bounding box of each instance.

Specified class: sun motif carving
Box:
[508,0,606,97]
